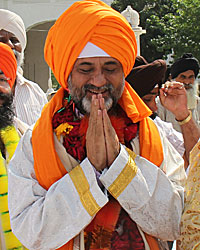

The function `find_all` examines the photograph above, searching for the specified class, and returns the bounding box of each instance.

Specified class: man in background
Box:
[127,56,200,166]
[157,53,200,132]
[126,56,185,158]
[0,42,26,250]
[0,9,48,133]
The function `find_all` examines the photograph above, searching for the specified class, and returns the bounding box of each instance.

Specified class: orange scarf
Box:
[33,86,163,250]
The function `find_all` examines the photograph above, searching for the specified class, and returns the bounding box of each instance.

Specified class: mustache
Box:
[83,83,114,92]
[184,83,193,89]
[0,92,13,105]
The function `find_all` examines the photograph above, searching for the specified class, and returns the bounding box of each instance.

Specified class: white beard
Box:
[187,82,198,110]
[82,95,113,114]
[13,49,24,68]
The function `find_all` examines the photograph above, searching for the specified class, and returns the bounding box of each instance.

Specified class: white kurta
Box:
[13,73,48,127]
[8,126,186,250]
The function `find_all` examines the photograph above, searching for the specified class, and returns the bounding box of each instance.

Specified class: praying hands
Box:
[86,94,120,171]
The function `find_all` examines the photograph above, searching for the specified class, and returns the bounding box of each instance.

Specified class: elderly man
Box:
[0,42,25,250]
[126,56,200,166]
[157,53,200,132]
[8,1,186,250]
[0,9,47,131]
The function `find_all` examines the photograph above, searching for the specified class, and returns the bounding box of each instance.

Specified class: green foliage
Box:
[111,0,200,63]
[51,71,60,90]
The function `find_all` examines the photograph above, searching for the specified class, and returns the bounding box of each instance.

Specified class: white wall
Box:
[0,0,113,29]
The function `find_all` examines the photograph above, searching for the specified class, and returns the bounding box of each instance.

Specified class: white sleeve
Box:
[99,141,186,241]
[154,116,185,157]
[8,129,108,250]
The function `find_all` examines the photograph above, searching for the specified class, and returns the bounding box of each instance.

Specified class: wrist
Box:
[175,109,190,121]
[175,110,192,126]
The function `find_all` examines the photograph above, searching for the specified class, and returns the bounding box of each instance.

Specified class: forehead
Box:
[177,69,195,77]
[0,29,18,39]
[73,57,122,67]
[143,87,159,97]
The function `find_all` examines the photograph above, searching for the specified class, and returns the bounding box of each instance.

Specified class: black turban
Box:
[126,56,167,97]
[133,56,148,67]
[170,53,199,79]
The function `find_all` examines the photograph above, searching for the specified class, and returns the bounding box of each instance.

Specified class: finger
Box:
[97,94,105,111]
[103,109,119,166]
[87,96,98,141]
[159,89,166,105]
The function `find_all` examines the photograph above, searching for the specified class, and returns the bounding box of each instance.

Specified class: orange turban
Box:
[0,42,17,88]
[44,0,137,89]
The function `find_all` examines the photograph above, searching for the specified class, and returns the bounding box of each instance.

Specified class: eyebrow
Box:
[78,60,118,66]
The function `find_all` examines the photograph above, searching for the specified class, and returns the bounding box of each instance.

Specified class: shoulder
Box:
[16,76,48,102]
[22,77,45,92]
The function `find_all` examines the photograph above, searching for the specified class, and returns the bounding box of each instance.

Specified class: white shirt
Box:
[8,126,186,250]
[13,73,48,127]
[153,115,185,157]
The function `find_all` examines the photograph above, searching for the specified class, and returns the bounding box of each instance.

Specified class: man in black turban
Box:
[126,56,185,160]
[157,53,200,133]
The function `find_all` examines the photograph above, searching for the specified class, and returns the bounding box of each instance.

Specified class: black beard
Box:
[0,92,14,130]
[150,112,158,120]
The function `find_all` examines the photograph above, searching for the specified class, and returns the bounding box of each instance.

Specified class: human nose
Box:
[5,40,15,49]
[90,71,106,87]
[182,78,191,85]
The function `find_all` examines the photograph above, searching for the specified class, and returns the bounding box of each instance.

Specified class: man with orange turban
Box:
[0,42,27,250]
[8,1,186,250]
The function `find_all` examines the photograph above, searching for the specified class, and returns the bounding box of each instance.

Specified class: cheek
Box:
[71,74,89,89]
[0,85,11,94]
[14,43,22,53]
[110,73,124,89]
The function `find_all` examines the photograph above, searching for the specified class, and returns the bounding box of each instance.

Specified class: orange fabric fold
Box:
[32,0,163,249]
[0,42,17,88]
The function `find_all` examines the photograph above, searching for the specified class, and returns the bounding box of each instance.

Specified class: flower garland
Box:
[52,91,144,249]
[52,90,139,162]
[0,125,25,250]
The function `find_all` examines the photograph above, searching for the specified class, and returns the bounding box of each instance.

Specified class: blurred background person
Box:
[0,42,26,250]
[0,9,48,132]
[157,53,200,132]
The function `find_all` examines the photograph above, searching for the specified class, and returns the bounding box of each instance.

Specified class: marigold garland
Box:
[0,125,26,250]
[55,123,73,141]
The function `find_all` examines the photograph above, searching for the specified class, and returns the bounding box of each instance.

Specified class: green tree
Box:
[111,0,178,62]
[151,0,200,62]
[111,0,200,63]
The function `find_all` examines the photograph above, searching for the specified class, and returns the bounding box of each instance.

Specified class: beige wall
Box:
[23,21,55,92]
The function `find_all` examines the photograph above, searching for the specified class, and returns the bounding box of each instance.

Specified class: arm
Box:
[8,129,108,250]
[160,81,200,162]
[179,117,200,162]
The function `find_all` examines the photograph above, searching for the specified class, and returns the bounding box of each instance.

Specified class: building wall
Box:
[24,21,55,91]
